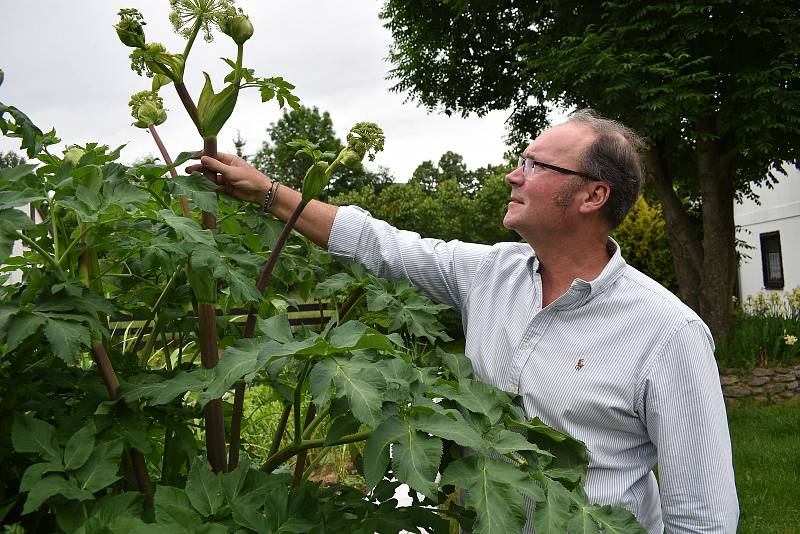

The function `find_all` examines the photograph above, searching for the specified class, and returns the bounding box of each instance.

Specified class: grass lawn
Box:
[727,400,800,533]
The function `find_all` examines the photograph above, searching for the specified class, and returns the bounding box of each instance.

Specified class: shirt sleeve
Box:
[327,205,492,311]
[642,320,739,533]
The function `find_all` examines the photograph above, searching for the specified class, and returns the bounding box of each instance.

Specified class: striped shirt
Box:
[328,206,739,533]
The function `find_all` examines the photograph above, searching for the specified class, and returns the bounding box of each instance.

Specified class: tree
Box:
[380,0,800,340]
[0,150,25,169]
[252,105,393,195]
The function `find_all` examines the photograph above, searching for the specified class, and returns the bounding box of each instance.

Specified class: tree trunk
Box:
[696,134,737,342]
[645,146,703,312]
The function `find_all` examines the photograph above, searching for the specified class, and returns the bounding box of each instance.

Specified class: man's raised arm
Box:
[187,153,338,248]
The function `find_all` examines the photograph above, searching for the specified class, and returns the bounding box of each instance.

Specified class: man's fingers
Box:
[200,155,229,173]
[185,163,203,174]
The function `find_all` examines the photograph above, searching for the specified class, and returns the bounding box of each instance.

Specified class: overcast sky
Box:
[0,0,523,181]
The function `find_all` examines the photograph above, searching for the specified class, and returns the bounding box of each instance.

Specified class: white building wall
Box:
[734,164,800,299]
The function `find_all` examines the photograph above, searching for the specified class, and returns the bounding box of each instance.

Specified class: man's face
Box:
[503,122,596,241]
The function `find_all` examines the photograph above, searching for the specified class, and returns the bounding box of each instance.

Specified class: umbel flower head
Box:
[169,0,237,43]
[115,8,147,49]
[129,43,185,81]
[129,90,167,128]
[340,122,385,167]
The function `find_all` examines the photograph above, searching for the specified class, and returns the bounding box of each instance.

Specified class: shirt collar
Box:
[527,237,627,309]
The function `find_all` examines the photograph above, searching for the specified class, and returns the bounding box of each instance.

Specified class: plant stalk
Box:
[198,301,227,473]
[174,82,200,130]
[292,403,316,488]
[148,124,190,217]
[228,200,308,469]
[268,402,292,459]
[262,431,370,473]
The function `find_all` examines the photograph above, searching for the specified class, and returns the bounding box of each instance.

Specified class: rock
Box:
[779,391,797,400]
[764,383,787,394]
[723,385,749,398]
[775,373,797,383]
[748,376,770,386]
[752,368,774,377]
[783,380,798,390]
[720,375,739,386]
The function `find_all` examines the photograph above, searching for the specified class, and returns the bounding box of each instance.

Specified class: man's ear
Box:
[578,181,611,215]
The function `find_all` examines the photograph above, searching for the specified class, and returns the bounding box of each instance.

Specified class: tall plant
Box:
[0,4,645,533]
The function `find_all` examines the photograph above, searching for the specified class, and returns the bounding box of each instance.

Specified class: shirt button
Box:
[508,384,519,394]
[521,342,529,350]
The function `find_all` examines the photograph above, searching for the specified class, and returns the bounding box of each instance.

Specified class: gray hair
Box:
[567,109,646,229]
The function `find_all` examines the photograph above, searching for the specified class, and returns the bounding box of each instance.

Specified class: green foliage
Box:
[715,288,800,369]
[612,196,678,293]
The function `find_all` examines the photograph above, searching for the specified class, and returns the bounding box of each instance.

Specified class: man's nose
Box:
[506,165,524,185]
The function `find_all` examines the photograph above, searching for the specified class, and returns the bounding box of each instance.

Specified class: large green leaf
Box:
[410,411,484,450]
[0,207,34,263]
[313,272,355,299]
[64,421,96,470]
[43,318,91,365]
[85,492,144,532]
[331,357,386,427]
[222,456,251,503]
[185,458,224,517]
[308,358,337,410]
[159,210,215,247]
[5,312,46,353]
[391,427,442,500]
[230,493,269,534]
[327,320,395,352]
[257,312,293,343]
[75,439,123,492]
[363,416,405,490]
[154,485,203,530]
[488,429,555,457]
[435,378,504,424]
[172,173,218,214]
[442,351,473,379]
[12,413,62,464]
[20,462,64,492]
[532,478,572,534]
[122,368,215,406]
[441,456,535,534]
[198,342,264,407]
[22,476,94,515]
[526,417,588,487]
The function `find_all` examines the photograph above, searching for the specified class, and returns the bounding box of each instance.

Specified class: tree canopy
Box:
[380,0,800,339]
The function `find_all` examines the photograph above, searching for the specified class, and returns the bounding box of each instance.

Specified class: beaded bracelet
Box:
[262,180,279,214]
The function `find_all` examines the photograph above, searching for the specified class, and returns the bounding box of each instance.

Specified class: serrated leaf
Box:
[313,272,355,299]
[363,416,405,490]
[257,312,293,343]
[332,358,386,427]
[0,190,47,208]
[222,456,251,503]
[324,413,362,446]
[122,369,215,406]
[231,492,269,533]
[442,351,473,379]
[90,492,144,527]
[568,504,602,534]
[533,478,572,534]
[5,312,46,352]
[64,421,96,470]
[224,266,262,305]
[199,344,263,407]
[327,321,394,352]
[185,458,224,517]
[155,485,202,529]
[411,411,484,450]
[308,359,337,410]
[489,429,556,457]
[159,210,215,247]
[391,428,442,500]
[12,413,62,464]
[441,456,533,534]
[75,439,123,492]
[43,318,91,365]
[587,503,646,533]
[105,181,150,209]
[0,163,38,181]
[23,476,94,515]
[172,173,218,214]
[435,378,504,424]
[20,462,64,492]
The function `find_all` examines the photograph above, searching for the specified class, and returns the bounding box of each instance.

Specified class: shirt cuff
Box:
[328,205,371,261]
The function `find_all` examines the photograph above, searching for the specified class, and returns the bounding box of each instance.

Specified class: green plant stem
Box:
[129,269,181,356]
[161,330,172,371]
[182,19,202,62]
[302,406,330,440]
[301,445,332,484]
[138,185,171,210]
[51,204,61,261]
[262,431,371,473]
[228,200,309,470]
[268,402,292,459]
[294,362,312,447]
[292,403,316,488]
[16,231,65,277]
[57,224,93,267]
[148,124,190,217]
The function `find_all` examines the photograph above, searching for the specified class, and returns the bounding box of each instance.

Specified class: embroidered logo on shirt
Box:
[575,358,585,371]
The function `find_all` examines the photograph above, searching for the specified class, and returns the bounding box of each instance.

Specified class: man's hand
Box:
[186,153,270,205]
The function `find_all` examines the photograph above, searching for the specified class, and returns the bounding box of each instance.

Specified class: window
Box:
[760,231,784,289]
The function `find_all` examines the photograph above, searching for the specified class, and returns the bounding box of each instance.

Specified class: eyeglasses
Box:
[517,156,598,181]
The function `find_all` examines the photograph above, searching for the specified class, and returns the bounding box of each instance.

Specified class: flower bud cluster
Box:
[340,122,385,167]
[129,91,167,128]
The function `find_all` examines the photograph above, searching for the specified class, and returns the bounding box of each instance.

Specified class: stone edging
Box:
[720,365,800,402]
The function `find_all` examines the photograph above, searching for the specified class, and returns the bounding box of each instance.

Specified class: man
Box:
[188,110,738,533]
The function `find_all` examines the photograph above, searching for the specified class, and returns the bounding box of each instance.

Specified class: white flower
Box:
[785,334,798,346]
